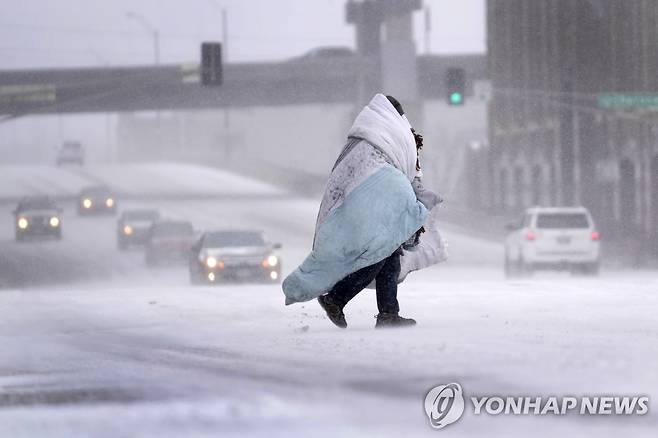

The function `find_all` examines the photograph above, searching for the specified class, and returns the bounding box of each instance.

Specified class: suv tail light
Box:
[591,231,600,241]
[525,230,536,241]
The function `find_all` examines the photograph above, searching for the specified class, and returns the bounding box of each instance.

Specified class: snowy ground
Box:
[0,163,656,437]
[0,162,284,202]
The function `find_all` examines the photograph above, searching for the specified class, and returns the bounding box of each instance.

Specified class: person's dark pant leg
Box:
[327,259,385,308]
[375,251,401,314]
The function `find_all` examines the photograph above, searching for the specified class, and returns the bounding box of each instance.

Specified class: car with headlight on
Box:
[144,220,195,267]
[117,209,160,250]
[189,230,282,284]
[504,206,601,277]
[13,196,62,241]
[78,186,117,216]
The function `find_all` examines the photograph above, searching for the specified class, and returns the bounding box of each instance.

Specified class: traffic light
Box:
[201,42,222,86]
[446,67,465,105]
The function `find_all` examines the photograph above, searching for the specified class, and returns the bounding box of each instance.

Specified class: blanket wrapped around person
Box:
[282,94,447,305]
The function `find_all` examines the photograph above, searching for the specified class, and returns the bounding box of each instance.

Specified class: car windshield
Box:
[153,222,193,236]
[124,210,159,221]
[204,232,265,247]
[18,197,56,210]
[536,213,590,229]
[82,187,111,196]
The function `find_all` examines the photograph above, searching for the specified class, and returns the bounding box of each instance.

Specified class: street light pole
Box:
[208,1,231,162]
[222,8,228,63]
[87,49,114,163]
[153,29,160,65]
[220,8,230,161]
[126,11,161,145]
[126,11,160,65]
[209,1,228,62]
[424,5,431,55]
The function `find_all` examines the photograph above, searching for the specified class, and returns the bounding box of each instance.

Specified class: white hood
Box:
[347,94,417,181]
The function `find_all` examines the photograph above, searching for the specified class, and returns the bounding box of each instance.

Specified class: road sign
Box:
[598,93,658,108]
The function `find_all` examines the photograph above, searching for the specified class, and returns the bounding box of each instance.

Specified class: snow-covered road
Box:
[0,164,656,437]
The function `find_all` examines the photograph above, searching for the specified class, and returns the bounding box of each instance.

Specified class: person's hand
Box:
[413,226,425,245]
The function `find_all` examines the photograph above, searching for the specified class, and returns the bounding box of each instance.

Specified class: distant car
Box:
[117,209,160,250]
[78,186,116,216]
[145,220,195,267]
[56,141,85,166]
[13,196,62,241]
[504,206,601,277]
[293,46,355,61]
[189,230,282,284]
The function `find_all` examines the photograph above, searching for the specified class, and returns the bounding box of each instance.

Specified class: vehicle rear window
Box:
[204,232,265,247]
[153,223,193,236]
[536,213,589,229]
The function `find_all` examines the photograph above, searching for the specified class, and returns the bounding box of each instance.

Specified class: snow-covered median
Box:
[0,162,285,202]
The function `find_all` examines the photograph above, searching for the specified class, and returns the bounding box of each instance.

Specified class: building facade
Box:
[487,0,658,256]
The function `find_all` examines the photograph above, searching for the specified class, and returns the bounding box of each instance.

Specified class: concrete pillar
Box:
[381,10,418,104]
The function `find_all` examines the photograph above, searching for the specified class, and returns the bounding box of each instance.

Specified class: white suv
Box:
[504,207,600,277]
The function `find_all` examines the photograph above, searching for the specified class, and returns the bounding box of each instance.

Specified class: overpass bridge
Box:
[0,55,486,117]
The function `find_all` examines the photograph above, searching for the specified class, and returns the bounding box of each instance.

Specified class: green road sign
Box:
[598,93,658,108]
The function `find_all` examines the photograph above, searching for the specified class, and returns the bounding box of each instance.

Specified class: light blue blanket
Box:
[283,164,428,304]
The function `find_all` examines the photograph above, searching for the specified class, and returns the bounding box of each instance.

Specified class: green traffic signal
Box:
[450,92,463,105]
[446,67,465,106]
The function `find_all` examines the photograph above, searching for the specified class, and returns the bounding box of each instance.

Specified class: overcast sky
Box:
[0,0,485,69]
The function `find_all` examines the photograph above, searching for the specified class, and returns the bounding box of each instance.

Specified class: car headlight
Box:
[105,198,114,207]
[17,217,28,229]
[49,217,60,227]
[123,225,133,235]
[82,198,92,208]
[266,255,278,267]
[206,256,217,268]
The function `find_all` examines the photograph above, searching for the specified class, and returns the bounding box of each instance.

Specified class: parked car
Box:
[56,141,85,166]
[189,230,282,284]
[145,220,195,267]
[504,206,601,277]
[78,186,117,216]
[13,196,62,241]
[117,209,160,250]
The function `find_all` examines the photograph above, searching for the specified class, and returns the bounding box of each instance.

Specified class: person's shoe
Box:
[375,312,417,328]
[317,294,347,329]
